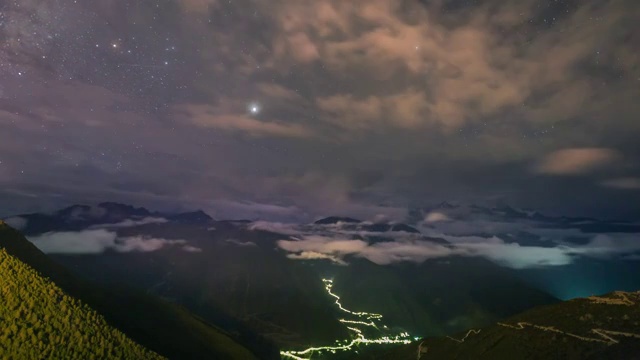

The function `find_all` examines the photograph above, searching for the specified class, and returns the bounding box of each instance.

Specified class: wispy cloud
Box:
[534,148,620,175]
[28,229,194,254]
[248,221,303,235]
[183,245,204,252]
[601,177,640,190]
[423,212,451,223]
[268,217,640,269]
[286,251,347,265]
[277,235,573,269]
[176,104,313,138]
[225,238,258,247]
[89,217,168,229]
[2,216,28,230]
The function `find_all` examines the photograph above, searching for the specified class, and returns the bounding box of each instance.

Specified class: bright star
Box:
[248,103,260,115]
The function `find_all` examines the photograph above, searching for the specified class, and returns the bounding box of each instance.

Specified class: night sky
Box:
[1,0,639,221]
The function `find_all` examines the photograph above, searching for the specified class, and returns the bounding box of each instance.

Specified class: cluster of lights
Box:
[280,279,416,360]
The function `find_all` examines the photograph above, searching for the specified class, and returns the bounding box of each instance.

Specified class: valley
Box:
[280,279,415,359]
[2,203,639,359]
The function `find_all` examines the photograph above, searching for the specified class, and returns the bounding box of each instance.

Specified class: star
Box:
[248,102,261,115]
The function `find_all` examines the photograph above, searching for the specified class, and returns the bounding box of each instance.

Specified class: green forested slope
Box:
[0,248,164,359]
[0,221,268,359]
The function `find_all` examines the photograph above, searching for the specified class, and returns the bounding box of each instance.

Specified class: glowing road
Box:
[280,279,416,360]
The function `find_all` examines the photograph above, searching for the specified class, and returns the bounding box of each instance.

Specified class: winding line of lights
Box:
[446,329,481,343]
[280,279,416,360]
[339,319,379,328]
[323,279,383,319]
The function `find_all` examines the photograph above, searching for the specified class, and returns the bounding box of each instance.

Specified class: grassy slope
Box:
[0,222,261,360]
[0,247,164,359]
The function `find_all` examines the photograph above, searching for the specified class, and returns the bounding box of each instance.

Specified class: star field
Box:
[0,0,639,220]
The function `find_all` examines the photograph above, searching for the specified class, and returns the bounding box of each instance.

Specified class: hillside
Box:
[52,220,351,348]
[16,204,557,350]
[0,221,275,359]
[353,291,640,360]
[329,257,558,337]
[0,246,163,359]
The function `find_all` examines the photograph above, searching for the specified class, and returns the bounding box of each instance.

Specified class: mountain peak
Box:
[390,223,421,233]
[435,201,458,209]
[314,216,362,225]
[97,202,152,215]
[169,210,213,223]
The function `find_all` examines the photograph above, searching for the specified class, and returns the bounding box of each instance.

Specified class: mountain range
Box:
[1,202,639,359]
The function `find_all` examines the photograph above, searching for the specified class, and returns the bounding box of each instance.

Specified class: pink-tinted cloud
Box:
[534,148,620,175]
[176,104,312,138]
[601,177,640,190]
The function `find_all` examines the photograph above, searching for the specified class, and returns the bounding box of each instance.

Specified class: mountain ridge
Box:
[0,222,278,359]
[0,245,165,359]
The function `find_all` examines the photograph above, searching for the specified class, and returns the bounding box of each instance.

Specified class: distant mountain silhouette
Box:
[5,203,219,235]
[314,216,362,224]
[9,202,620,356]
[167,210,213,223]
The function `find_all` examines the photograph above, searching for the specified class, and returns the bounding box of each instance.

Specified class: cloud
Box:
[28,229,192,254]
[269,0,638,134]
[570,234,640,258]
[274,32,320,63]
[277,234,575,269]
[454,237,574,269]
[89,217,168,229]
[601,177,640,190]
[2,0,640,222]
[424,212,451,223]
[176,104,312,138]
[255,83,305,102]
[180,0,219,13]
[225,238,258,247]
[208,200,303,221]
[424,222,527,237]
[248,221,302,235]
[279,235,369,254]
[183,245,204,253]
[112,235,187,253]
[316,90,428,130]
[252,173,408,222]
[279,235,449,265]
[29,230,117,254]
[534,148,620,175]
[276,222,640,269]
[287,251,346,265]
[3,216,28,230]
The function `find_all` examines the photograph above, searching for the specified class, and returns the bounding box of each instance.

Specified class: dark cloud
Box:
[1,0,639,220]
